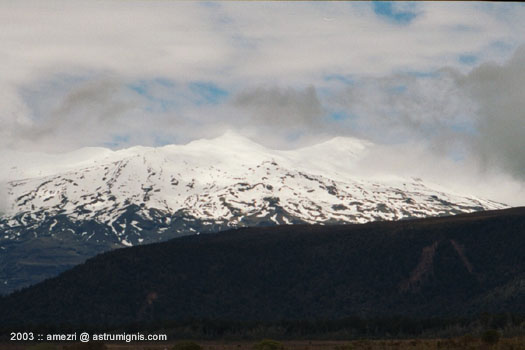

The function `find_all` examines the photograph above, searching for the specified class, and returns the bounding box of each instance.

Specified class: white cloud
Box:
[1,1,523,87]
[0,1,525,204]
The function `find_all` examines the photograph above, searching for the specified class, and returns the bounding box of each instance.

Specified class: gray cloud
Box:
[326,70,475,158]
[458,46,525,180]
[1,1,524,154]
[10,78,142,152]
[234,86,324,128]
[323,47,525,177]
[52,79,131,123]
[228,86,329,147]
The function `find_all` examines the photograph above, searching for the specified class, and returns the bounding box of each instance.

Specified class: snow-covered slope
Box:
[1,131,506,247]
[0,131,508,294]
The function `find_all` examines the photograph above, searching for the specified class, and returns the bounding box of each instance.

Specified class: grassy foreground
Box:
[3,337,525,350]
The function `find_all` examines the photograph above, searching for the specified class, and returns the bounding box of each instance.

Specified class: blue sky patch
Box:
[389,85,407,94]
[128,81,148,96]
[128,79,229,112]
[128,79,179,112]
[188,82,229,105]
[372,1,418,25]
[490,40,514,53]
[459,54,478,65]
[402,70,440,79]
[450,121,477,136]
[153,133,176,147]
[324,74,354,85]
[329,110,356,122]
[199,1,220,8]
[103,134,130,148]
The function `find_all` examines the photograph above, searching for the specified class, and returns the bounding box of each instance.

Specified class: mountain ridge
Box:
[0,132,507,294]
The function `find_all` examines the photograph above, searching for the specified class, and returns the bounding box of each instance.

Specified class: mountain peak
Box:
[185,130,265,150]
[0,130,508,294]
[293,135,371,157]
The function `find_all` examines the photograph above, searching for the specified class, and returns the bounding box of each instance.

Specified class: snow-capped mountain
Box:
[0,132,506,294]
[1,131,506,246]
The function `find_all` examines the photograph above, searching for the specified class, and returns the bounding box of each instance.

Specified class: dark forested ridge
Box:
[1,207,525,328]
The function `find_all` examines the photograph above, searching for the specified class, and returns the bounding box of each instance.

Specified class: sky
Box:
[0,1,525,206]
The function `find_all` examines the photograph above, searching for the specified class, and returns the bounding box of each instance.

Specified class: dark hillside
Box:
[1,207,525,327]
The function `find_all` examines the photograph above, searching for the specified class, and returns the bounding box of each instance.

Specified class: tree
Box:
[172,341,203,350]
[481,329,500,345]
[253,339,284,350]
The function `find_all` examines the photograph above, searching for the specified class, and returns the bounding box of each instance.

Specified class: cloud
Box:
[458,46,525,180]
[221,86,328,148]
[234,86,323,128]
[0,88,34,150]
[350,141,525,207]
[0,1,525,206]
[7,77,140,152]
[320,46,525,167]
[324,70,475,154]
[1,1,523,89]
